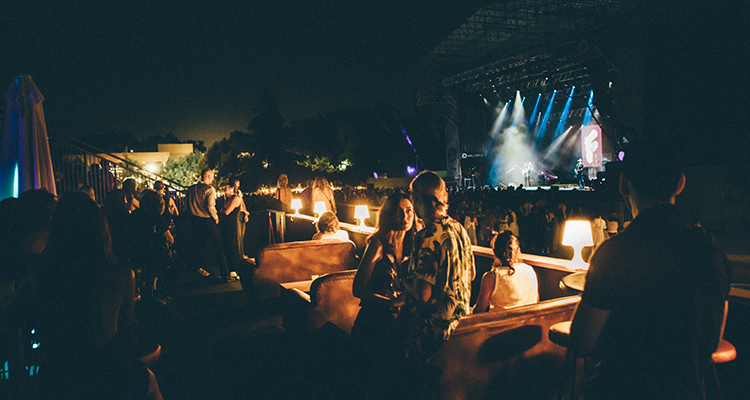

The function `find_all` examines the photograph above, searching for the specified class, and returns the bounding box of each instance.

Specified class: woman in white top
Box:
[592,214,609,249]
[474,231,539,313]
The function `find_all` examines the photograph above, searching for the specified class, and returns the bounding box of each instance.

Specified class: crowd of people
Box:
[1,139,733,399]
[260,172,625,263]
[1,189,164,399]
[0,169,252,399]
[302,140,730,400]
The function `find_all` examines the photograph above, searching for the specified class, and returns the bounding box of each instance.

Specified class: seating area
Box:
[243,238,358,300]
[3,222,748,400]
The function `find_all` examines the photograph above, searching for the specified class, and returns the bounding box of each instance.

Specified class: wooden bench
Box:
[429,296,580,399]
[292,269,580,398]
[244,239,358,301]
[289,249,582,399]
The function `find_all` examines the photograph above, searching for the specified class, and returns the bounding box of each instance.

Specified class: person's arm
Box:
[330,193,337,215]
[470,253,476,281]
[569,300,609,357]
[163,229,174,245]
[119,267,137,329]
[353,241,404,308]
[461,224,476,281]
[473,271,495,313]
[207,187,218,222]
[126,195,140,211]
[239,197,249,222]
[168,197,179,216]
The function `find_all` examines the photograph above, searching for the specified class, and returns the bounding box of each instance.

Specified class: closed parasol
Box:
[0,75,57,200]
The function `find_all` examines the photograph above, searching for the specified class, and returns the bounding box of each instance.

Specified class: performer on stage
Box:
[575,158,585,187]
[522,162,534,187]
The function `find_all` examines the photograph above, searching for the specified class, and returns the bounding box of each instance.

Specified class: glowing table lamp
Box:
[354,205,369,229]
[314,201,327,218]
[291,198,302,215]
[562,220,594,270]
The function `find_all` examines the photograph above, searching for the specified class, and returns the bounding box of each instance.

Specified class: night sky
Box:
[2,0,481,145]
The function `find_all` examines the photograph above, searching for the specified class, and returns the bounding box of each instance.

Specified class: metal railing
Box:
[47,131,188,206]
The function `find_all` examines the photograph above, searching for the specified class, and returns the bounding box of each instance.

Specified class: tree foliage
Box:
[194,94,431,190]
[163,152,203,187]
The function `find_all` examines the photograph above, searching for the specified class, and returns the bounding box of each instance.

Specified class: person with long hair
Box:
[311,176,336,214]
[130,189,174,302]
[273,174,292,213]
[352,193,415,354]
[350,192,415,398]
[473,231,538,313]
[122,178,140,212]
[153,181,179,222]
[401,171,475,363]
[220,181,245,280]
[36,192,162,399]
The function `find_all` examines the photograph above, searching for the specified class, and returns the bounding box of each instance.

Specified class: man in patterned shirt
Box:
[401,171,475,363]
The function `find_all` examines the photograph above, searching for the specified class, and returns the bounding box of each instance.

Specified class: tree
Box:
[163,152,203,187]
[247,91,290,167]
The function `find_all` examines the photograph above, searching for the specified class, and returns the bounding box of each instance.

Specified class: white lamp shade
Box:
[314,201,327,216]
[562,220,594,247]
[291,198,302,211]
[354,205,369,221]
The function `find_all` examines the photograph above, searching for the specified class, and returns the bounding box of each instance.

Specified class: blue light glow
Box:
[553,86,575,141]
[510,91,524,129]
[535,92,557,151]
[527,94,542,140]
[14,163,19,198]
[581,89,595,127]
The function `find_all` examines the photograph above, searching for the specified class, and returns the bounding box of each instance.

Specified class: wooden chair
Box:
[307,270,360,334]
[708,301,736,400]
[247,240,358,301]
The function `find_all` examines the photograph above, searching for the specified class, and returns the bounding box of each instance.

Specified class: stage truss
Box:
[418,0,633,186]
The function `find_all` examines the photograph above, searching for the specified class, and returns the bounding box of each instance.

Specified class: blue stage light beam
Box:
[553,86,575,141]
[510,91,525,129]
[486,101,510,186]
[528,93,541,127]
[540,126,579,170]
[489,101,510,141]
[581,88,594,127]
[535,91,557,151]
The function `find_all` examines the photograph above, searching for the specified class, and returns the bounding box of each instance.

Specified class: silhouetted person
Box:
[575,158,585,187]
[36,192,163,400]
[185,168,229,281]
[570,139,730,400]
